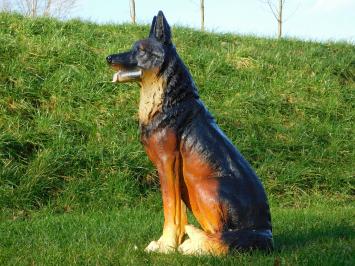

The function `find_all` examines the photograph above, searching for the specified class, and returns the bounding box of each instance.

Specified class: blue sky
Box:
[72,0,355,42]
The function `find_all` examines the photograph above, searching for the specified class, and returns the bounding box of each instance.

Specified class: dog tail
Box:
[221,228,274,252]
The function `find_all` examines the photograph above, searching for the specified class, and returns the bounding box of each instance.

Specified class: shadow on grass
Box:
[274,224,353,251]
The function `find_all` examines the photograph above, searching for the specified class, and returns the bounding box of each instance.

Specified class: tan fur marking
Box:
[139,70,166,124]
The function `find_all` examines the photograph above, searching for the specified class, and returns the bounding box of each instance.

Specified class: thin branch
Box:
[283,2,301,23]
[266,1,279,21]
[0,0,11,11]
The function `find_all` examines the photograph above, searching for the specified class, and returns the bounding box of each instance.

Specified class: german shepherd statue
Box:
[106,11,273,255]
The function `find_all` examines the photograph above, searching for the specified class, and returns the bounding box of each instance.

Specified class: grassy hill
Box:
[0,13,354,265]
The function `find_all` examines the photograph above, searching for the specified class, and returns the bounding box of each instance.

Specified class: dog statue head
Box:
[106,11,172,83]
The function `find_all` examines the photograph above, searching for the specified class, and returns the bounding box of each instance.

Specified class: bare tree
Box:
[31,0,37,17]
[49,0,77,18]
[44,0,52,16]
[1,0,77,18]
[263,0,285,38]
[129,0,136,24]
[0,0,12,11]
[200,0,204,31]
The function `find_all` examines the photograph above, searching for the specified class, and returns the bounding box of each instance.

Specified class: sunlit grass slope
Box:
[0,13,353,210]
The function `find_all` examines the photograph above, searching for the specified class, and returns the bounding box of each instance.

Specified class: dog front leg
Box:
[145,154,187,253]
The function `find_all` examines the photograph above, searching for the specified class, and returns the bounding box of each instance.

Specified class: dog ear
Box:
[148,16,157,38]
[149,11,172,45]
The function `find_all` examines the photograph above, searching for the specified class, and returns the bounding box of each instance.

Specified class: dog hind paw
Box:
[178,238,204,255]
[178,225,228,256]
[177,225,207,255]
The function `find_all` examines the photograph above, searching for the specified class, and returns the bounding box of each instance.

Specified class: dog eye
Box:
[139,49,147,56]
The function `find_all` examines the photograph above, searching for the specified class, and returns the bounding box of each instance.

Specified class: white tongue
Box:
[112,72,120,83]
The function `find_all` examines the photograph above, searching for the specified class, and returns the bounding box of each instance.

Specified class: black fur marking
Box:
[109,51,138,69]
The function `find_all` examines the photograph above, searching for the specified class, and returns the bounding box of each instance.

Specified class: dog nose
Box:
[106,55,112,63]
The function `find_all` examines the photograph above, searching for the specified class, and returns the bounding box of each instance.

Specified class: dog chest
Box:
[139,72,166,124]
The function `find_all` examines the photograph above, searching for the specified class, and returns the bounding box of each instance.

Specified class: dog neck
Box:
[139,70,166,125]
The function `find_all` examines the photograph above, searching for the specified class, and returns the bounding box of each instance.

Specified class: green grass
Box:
[0,12,354,265]
[1,196,354,265]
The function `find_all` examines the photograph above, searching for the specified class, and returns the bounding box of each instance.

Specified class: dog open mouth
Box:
[111,69,142,83]
[106,52,143,83]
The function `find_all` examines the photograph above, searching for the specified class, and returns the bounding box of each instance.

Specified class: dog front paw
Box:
[145,240,161,253]
[144,237,176,254]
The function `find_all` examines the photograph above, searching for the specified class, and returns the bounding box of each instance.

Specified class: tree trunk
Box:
[44,0,52,16]
[31,0,37,17]
[278,0,283,38]
[130,0,136,24]
[200,0,204,31]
